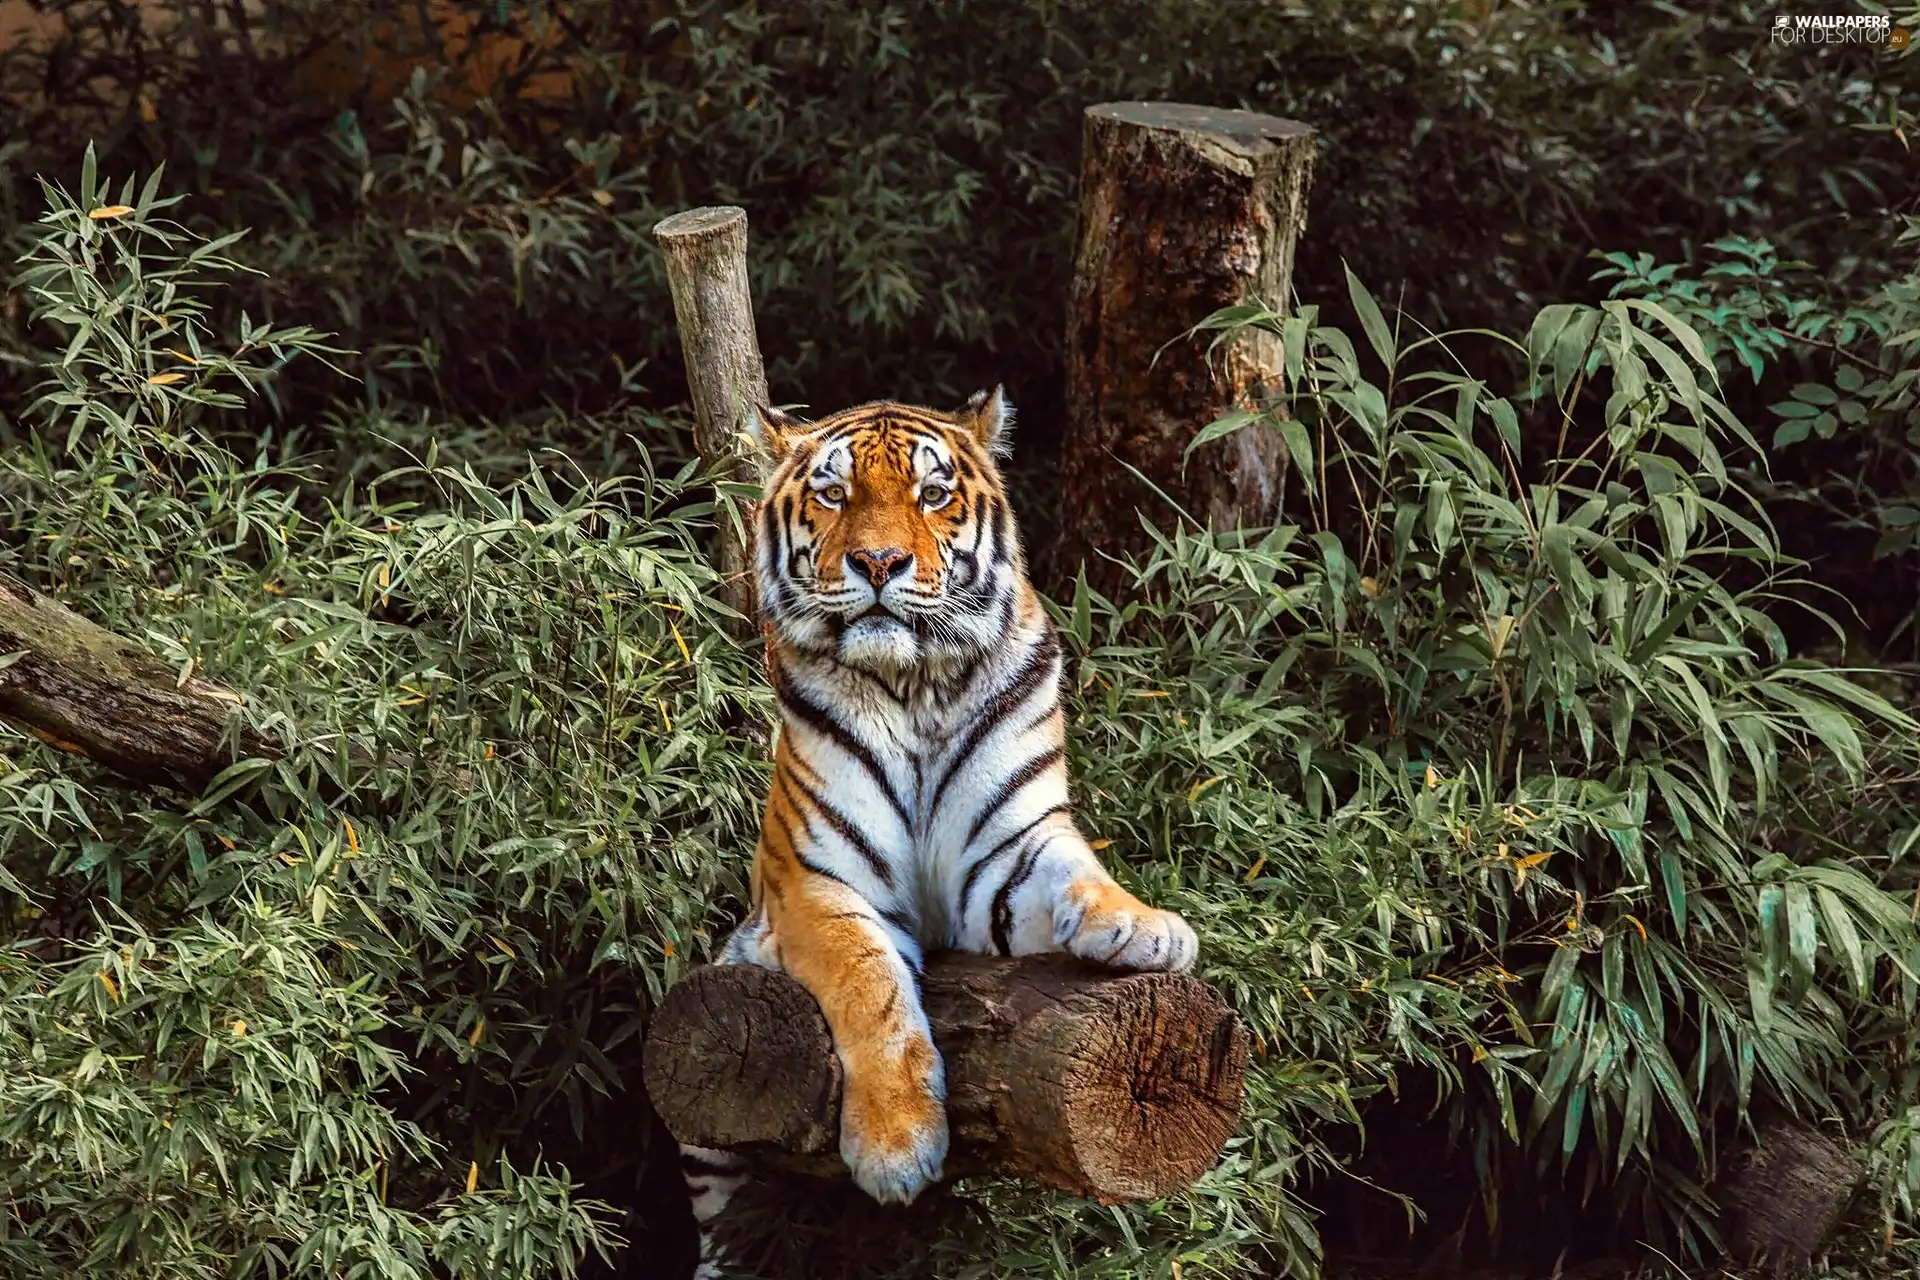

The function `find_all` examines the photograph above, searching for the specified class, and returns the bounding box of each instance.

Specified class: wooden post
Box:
[1044,102,1316,598]
[653,206,770,632]
[642,952,1249,1204]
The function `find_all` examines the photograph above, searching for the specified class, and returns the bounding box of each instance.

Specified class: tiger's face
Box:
[753,388,1023,674]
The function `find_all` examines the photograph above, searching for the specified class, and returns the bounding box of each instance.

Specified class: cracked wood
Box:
[642,951,1249,1204]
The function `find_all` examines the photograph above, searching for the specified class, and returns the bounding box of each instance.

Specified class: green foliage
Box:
[0,155,769,1277]
[1105,274,1920,1265]
[1594,213,1920,652]
[7,149,1920,1279]
[1,0,1910,452]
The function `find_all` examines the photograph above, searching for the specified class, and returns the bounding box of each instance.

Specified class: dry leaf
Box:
[1187,775,1225,803]
[88,205,135,220]
[1489,613,1517,659]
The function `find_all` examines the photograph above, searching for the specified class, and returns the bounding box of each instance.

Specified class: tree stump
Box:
[653,205,771,632]
[1715,1119,1861,1275]
[643,952,1250,1204]
[1045,102,1315,598]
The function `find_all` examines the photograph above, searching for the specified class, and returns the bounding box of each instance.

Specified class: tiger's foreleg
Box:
[960,820,1198,972]
[766,865,949,1205]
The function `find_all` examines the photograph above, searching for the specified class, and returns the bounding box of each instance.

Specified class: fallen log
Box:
[642,951,1250,1204]
[0,571,265,789]
[0,570,456,795]
[1046,101,1316,598]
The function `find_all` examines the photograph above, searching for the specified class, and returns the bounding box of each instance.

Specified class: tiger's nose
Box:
[847,547,913,587]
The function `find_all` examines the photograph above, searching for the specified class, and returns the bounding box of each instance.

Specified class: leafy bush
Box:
[1154,273,1920,1262]
[1595,216,1920,659]
[6,149,1920,1280]
[0,154,761,1277]
[2,0,1911,504]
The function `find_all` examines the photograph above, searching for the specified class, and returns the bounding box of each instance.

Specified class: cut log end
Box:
[653,205,749,244]
[1087,101,1315,150]
[643,963,840,1157]
[1060,977,1246,1200]
[643,953,1249,1204]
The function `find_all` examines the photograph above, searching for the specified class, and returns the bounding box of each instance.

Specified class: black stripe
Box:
[990,496,1012,565]
[786,768,897,890]
[773,771,862,889]
[759,497,784,612]
[966,498,990,562]
[1018,705,1058,736]
[880,905,917,936]
[928,634,1060,821]
[768,801,805,861]
[959,803,1069,924]
[796,849,856,888]
[773,665,912,830]
[990,837,1052,955]
[965,746,1066,847]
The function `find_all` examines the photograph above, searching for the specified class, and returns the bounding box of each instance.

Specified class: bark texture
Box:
[0,571,263,789]
[1046,101,1315,597]
[1716,1119,1861,1275]
[0,571,454,796]
[653,205,770,630]
[643,951,1249,1204]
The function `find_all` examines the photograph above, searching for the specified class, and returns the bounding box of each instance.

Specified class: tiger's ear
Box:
[963,385,1015,457]
[747,404,807,467]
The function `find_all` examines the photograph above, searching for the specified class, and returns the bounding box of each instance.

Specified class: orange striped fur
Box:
[683,389,1197,1272]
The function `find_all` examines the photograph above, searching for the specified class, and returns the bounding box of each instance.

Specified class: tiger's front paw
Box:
[1054,877,1198,973]
[839,1042,949,1206]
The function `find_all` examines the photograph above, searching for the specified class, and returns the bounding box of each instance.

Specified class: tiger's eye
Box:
[921,484,951,508]
[820,484,847,506]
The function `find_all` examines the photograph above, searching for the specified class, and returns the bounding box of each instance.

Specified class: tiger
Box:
[679,388,1199,1277]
